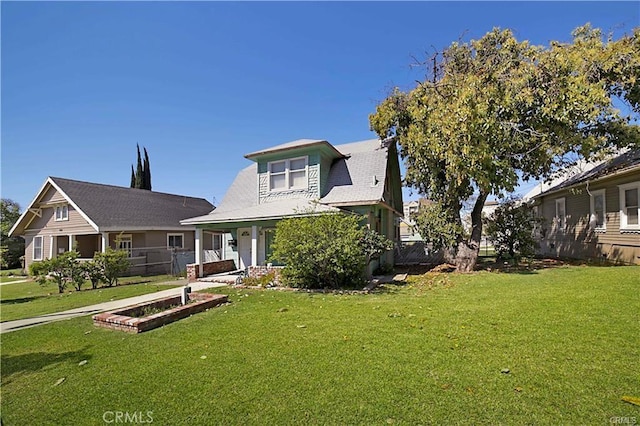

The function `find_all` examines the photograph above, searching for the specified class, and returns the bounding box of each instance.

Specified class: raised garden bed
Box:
[92,292,228,333]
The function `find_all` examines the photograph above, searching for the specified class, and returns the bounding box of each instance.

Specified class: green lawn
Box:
[0,276,184,322]
[1,265,639,425]
[0,276,28,284]
[0,268,26,277]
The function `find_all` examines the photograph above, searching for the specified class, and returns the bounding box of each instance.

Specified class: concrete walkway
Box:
[0,280,228,334]
[0,278,31,286]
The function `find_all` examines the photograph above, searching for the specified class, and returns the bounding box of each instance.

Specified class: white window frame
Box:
[619,182,640,231]
[54,205,69,221]
[554,198,566,232]
[33,236,43,261]
[167,233,185,249]
[589,189,606,231]
[117,234,133,257]
[267,156,308,192]
[532,205,542,239]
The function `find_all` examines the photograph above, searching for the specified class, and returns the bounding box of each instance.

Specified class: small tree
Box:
[29,250,84,293]
[484,198,542,262]
[94,248,129,287]
[362,227,395,276]
[271,213,372,289]
[82,260,105,289]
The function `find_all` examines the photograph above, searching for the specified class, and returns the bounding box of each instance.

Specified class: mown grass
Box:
[0,276,28,284]
[1,265,638,425]
[0,275,184,322]
[0,268,26,276]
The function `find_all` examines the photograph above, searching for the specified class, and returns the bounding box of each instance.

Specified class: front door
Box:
[238,228,252,269]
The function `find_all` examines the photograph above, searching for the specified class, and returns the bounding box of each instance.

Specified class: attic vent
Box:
[371,175,379,187]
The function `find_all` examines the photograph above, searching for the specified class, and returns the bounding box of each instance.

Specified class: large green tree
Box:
[370,25,639,272]
[1,198,25,269]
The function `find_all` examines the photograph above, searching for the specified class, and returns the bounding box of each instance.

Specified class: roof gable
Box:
[10,177,214,236]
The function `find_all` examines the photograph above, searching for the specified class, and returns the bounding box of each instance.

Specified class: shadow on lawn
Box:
[0,296,46,306]
[1,347,92,385]
[395,257,621,277]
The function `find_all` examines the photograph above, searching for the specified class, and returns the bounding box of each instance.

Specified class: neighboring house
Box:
[181,138,404,278]
[481,200,500,219]
[9,177,214,273]
[399,199,430,241]
[531,149,640,265]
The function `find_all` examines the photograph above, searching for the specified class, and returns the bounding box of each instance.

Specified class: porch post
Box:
[251,225,258,267]
[49,235,55,258]
[101,233,109,253]
[68,234,74,252]
[195,228,203,277]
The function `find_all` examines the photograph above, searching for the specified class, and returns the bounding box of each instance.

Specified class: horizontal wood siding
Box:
[39,185,66,204]
[536,172,640,264]
[107,231,195,251]
[27,206,95,235]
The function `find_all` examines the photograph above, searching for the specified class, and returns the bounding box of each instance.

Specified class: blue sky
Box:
[2,2,638,210]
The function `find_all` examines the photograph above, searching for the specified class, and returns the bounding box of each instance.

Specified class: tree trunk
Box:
[455,192,488,273]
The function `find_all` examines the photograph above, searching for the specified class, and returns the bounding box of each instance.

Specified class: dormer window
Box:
[55,205,69,221]
[269,157,308,191]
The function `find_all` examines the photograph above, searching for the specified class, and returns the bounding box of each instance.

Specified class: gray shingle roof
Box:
[244,139,341,159]
[182,138,391,225]
[50,177,214,231]
[536,148,640,196]
[320,139,388,204]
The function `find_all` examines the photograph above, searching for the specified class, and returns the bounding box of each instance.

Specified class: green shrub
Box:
[28,250,84,293]
[94,248,130,287]
[484,197,542,262]
[82,260,104,289]
[270,212,392,289]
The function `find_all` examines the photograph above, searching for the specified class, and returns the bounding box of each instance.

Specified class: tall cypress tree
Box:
[143,147,152,190]
[130,145,152,190]
[135,144,145,189]
[130,165,136,188]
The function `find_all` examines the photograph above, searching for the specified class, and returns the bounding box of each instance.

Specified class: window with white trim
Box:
[117,234,133,257]
[619,182,640,230]
[554,198,566,232]
[33,236,43,261]
[212,233,222,251]
[268,157,308,191]
[167,233,184,249]
[212,233,223,260]
[589,189,606,231]
[55,205,68,221]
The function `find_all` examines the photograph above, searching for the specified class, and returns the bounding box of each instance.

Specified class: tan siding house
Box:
[10,177,214,273]
[533,149,640,265]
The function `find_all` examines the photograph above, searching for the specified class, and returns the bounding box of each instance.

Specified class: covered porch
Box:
[44,232,111,260]
[193,221,279,279]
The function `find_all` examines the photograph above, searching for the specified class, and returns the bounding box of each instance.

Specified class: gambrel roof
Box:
[182,138,401,226]
[9,177,214,236]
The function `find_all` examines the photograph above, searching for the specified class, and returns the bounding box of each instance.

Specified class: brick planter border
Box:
[92,293,228,333]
